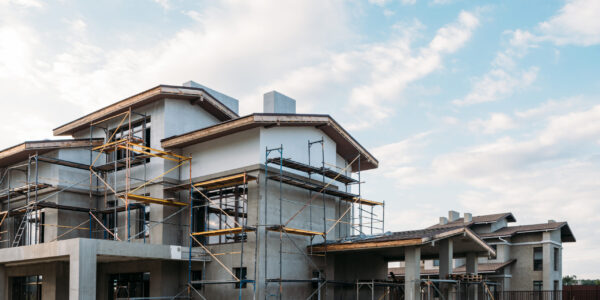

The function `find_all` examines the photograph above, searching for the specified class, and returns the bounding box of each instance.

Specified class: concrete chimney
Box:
[464,213,472,223]
[263,91,296,114]
[439,217,448,225]
[448,210,460,222]
[548,220,556,224]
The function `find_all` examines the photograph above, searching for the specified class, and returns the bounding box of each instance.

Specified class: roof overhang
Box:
[480,222,576,243]
[53,85,239,136]
[0,139,103,167]
[310,227,495,259]
[161,113,379,172]
[560,223,576,242]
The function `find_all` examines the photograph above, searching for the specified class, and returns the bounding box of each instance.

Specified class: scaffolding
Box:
[0,107,391,300]
[262,138,385,300]
[183,172,257,300]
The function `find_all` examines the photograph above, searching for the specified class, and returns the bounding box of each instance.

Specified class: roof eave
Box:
[161,113,379,172]
[53,85,239,136]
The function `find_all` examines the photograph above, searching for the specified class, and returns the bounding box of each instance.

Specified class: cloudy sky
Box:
[1,0,599,277]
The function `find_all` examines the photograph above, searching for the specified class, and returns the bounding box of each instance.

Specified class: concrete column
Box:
[0,264,6,300]
[466,252,478,300]
[439,239,453,299]
[70,240,97,300]
[405,246,421,300]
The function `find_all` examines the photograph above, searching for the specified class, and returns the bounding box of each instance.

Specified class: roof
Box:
[388,259,516,276]
[53,85,239,136]
[160,113,379,172]
[479,221,576,242]
[428,212,516,230]
[0,139,103,167]
[310,226,495,255]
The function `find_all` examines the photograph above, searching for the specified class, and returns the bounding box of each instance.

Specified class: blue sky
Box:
[1,0,599,277]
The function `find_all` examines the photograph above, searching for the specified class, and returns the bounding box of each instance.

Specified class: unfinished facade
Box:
[389,211,575,296]
[0,81,567,300]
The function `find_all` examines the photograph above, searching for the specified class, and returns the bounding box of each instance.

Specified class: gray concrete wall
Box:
[2,261,69,300]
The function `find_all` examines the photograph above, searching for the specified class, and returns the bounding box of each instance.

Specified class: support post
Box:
[405,246,421,300]
[542,232,553,291]
[0,264,6,300]
[69,240,97,300]
[439,239,453,300]
[466,252,478,300]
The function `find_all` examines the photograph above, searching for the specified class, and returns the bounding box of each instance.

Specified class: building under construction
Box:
[0,82,512,299]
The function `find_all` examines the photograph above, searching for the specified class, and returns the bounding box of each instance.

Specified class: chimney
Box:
[464,213,472,223]
[263,91,296,114]
[548,220,556,224]
[439,217,448,225]
[448,210,460,222]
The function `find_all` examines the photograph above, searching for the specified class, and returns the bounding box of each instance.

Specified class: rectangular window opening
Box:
[233,267,247,289]
[533,247,543,271]
[11,275,42,300]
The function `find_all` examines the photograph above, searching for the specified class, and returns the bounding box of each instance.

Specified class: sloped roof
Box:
[160,113,379,172]
[310,226,495,255]
[427,212,516,229]
[479,221,576,242]
[53,85,239,136]
[0,139,103,167]
[388,259,516,276]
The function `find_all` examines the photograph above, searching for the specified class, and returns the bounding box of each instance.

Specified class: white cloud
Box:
[254,10,479,130]
[0,0,355,146]
[369,0,416,6]
[453,28,539,106]
[153,0,170,10]
[453,67,538,106]
[0,0,43,8]
[539,0,600,46]
[515,96,584,119]
[346,11,478,127]
[468,113,516,134]
[63,18,87,34]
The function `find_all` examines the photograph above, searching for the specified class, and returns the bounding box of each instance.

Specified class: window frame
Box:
[533,247,543,271]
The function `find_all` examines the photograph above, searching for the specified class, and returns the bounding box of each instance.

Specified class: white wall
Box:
[163,98,221,139]
[182,128,260,180]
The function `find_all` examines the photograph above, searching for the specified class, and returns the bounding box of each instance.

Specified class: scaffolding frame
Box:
[88,108,192,246]
[262,138,385,300]
[185,171,258,300]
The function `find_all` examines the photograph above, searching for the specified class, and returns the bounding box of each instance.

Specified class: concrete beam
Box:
[405,246,421,300]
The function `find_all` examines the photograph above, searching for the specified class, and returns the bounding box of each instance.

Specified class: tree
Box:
[563,275,577,285]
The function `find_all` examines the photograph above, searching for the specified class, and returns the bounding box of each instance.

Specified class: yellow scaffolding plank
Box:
[118,194,189,207]
[191,226,255,237]
[268,226,324,236]
[194,173,257,191]
[164,173,257,192]
[92,139,128,152]
[352,197,383,206]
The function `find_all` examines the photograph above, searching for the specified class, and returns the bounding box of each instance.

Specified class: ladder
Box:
[12,204,33,247]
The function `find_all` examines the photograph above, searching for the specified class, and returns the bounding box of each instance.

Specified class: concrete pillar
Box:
[439,239,453,299]
[405,246,421,300]
[542,232,552,291]
[0,264,6,300]
[466,252,478,300]
[70,240,97,300]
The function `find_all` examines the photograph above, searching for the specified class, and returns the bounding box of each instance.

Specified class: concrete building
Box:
[0,82,544,300]
[390,211,575,294]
